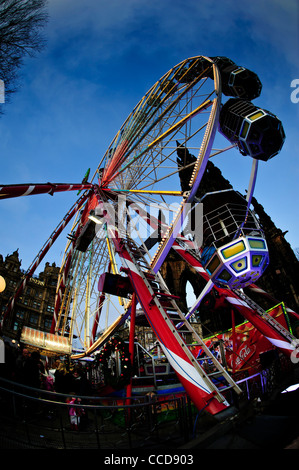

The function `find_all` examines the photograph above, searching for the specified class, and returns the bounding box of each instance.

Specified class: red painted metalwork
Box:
[0,182,93,199]
[101,140,129,186]
[90,293,106,346]
[247,284,299,322]
[126,292,137,403]
[101,224,228,416]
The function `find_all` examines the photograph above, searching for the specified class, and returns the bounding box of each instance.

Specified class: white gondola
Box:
[200,190,269,289]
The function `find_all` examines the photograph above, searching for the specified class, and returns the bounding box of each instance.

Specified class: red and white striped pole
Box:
[0,182,93,199]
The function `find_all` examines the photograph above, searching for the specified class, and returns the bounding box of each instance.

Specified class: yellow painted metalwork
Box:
[149,100,212,148]
[106,235,117,275]
[105,232,126,307]
[122,189,183,195]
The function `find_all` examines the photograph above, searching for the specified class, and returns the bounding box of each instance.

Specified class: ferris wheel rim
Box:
[58,56,223,354]
[95,56,221,189]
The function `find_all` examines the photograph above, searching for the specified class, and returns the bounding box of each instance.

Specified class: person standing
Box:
[23,351,43,389]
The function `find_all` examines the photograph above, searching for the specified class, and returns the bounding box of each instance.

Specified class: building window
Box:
[13,321,21,332]
[29,313,39,327]
[44,317,52,331]
[32,300,41,310]
[15,310,25,321]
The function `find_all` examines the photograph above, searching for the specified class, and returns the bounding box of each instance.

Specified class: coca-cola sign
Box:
[235,343,256,370]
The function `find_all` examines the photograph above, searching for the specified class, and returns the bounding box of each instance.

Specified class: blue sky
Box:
[0,0,298,272]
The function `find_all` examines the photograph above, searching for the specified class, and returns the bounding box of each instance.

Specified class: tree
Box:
[0,0,48,109]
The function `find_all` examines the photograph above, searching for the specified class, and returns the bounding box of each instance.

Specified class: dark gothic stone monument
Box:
[160,144,299,336]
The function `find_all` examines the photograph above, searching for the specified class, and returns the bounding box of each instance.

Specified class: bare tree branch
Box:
[0,0,48,111]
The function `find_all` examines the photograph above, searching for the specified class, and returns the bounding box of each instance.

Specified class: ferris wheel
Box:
[59,55,223,353]
[1,55,293,414]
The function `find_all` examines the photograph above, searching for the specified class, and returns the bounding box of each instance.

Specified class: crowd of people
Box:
[0,340,93,431]
[0,339,92,397]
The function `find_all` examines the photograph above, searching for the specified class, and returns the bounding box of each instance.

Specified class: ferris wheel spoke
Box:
[103,99,214,189]
[100,59,216,186]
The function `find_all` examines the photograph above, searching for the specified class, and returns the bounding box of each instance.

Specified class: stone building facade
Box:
[0,250,59,341]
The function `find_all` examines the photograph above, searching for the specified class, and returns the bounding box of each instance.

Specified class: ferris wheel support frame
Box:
[86,189,235,415]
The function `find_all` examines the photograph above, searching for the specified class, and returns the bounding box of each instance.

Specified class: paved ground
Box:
[1,367,299,450]
[1,390,298,450]
[182,368,299,450]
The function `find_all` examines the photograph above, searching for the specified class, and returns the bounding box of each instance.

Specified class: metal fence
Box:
[0,356,289,450]
[0,377,199,449]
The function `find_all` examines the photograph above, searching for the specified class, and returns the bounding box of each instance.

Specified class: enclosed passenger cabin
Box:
[211,56,262,100]
[219,98,285,161]
[75,219,96,252]
[98,272,133,299]
[175,57,211,83]
[174,56,262,102]
[200,190,269,289]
